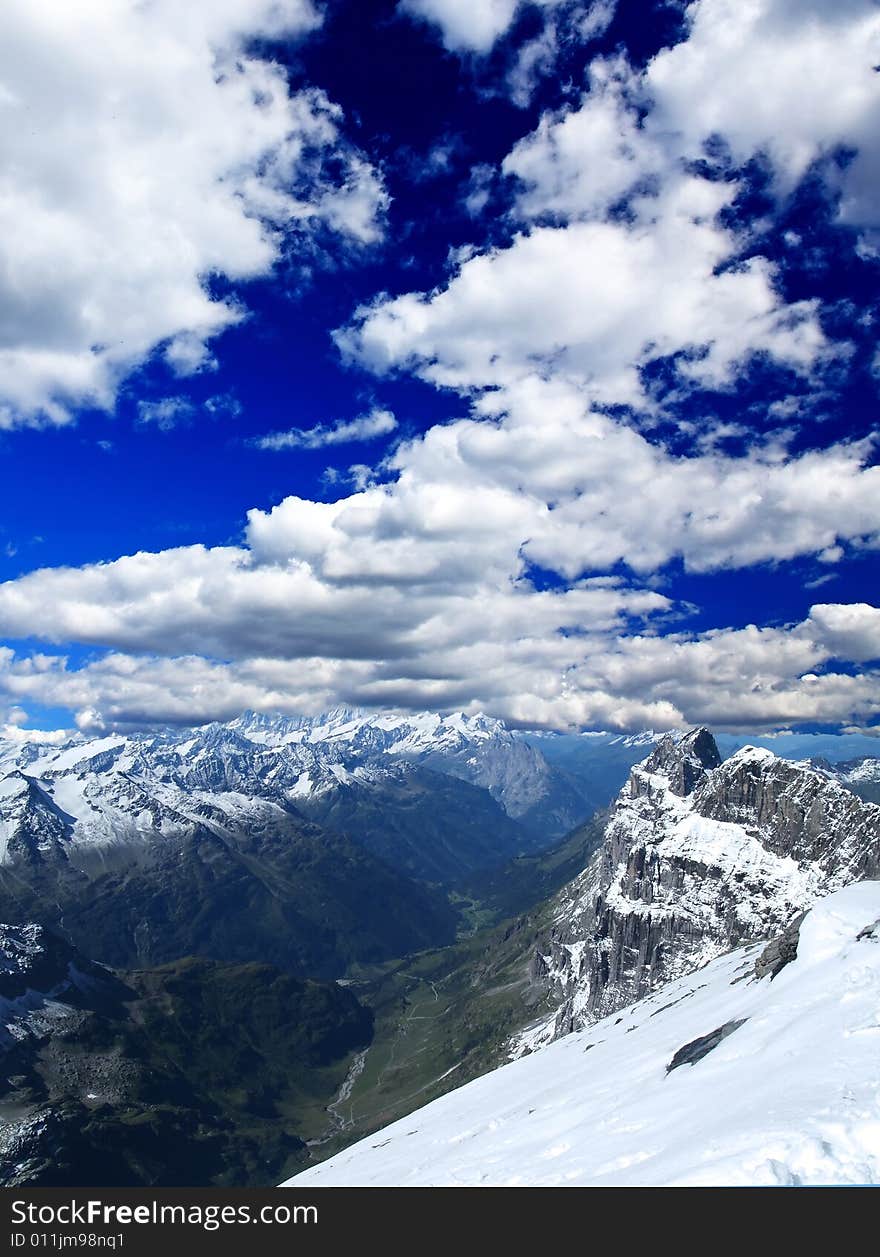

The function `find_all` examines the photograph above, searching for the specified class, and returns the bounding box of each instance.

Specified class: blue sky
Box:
[0,0,878,737]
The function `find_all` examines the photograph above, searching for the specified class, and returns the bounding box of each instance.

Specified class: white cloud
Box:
[253,408,398,451]
[399,0,592,55]
[400,1,616,102]
[505,16,561,108]
[340,173,825,405]
[804,603,880,663]
[502,3,880,230]
[136,397,196,432]
[647,0,880,228]
[503,55,660,219]
[0,0,387,428]
[0,1,876,736]
[0,719,71,745]
[1,596,879,734]
[0,374,879,730]
[136,394,241,431]
[400,0,521,53]
[356,2,877,411]
[506,1,616,106]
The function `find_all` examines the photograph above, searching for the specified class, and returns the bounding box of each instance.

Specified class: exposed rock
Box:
[754,912,806,980]
[641,727,721,797]
[666,1019,748,1072]
[515,729,880,1052]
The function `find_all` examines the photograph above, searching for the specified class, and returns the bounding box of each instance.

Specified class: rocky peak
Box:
[520,729,880,1050]
[640,727,721,797]
[694,746,880,878]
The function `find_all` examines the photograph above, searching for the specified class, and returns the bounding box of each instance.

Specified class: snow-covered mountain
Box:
[0,722,468,975]
[519,729,880,1048]
[0,709,589,873]
[285,881,880,1187]
[811,755,880,806]
[231,708,590,836]
[0,708,601,975]
[0,722,528,882]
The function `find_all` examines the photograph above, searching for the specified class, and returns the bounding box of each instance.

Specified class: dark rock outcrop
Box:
[666,1019,748,1073]
[0,928,373,1187]
[754,912,806,980]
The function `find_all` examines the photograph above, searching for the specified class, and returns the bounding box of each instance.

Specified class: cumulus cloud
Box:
[0,714,71,745]
[1,598,879,734]
[804,603,880,664]
[253,408,398,451]
[0,0,386,427]
[504,2,880,231]
[400,0,521,53]
[0,373,879,730]
[242,377,880,581]
[0,1,876,735]
[647,0,880,228]
[340,174,825,405]
[502,54,660,219]
[349,2,878,408]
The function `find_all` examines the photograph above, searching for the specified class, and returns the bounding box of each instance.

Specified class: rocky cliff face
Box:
[519,729,880,1050]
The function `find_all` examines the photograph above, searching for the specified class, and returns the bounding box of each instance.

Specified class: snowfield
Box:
[284,882,880,1187]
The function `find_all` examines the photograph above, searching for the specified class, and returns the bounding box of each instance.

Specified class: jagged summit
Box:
[641,726,722,796]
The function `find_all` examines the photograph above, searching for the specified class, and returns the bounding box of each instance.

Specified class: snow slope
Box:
[284,882,880,1187]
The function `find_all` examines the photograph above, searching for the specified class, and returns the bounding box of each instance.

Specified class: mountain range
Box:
[0,709,652,975]
[1,711,879,1186]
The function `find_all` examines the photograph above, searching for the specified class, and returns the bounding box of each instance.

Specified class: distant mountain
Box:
[0,708,615,978]
[285,882,880,1187]
[809,755,880,806]
[0,726,458,976]
[0,923,372,1186]
[524,729,667,816]
[520,729,880,1048]
[232,708,592,839]
[294,761,531,884]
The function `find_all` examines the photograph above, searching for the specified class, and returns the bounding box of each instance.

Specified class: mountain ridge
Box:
[517,729,880,1050]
